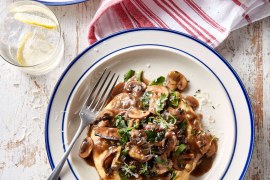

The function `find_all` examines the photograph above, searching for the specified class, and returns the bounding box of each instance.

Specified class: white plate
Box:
[35,0,87,6]
[45,28,254,180]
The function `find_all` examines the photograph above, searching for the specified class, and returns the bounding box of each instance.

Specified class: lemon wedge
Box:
[14,12,57,30]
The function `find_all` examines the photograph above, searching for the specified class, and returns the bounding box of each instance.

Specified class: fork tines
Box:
[82,69,119,113]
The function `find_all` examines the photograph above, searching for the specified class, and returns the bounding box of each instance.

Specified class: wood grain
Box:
[0,0,269,179]
[217,17,270,180]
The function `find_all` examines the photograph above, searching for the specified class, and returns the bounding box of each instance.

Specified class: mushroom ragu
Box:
[79,70,218,180]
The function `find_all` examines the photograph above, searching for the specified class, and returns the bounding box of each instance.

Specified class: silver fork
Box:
[48,69,119,180]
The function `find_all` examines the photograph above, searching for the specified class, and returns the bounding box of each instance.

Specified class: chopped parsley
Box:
[139,162,149,175]
[168,92,180,107]
[145,130,156,142]
[115,115,127,129]
[154,156,167,165]
[150,76,165,86]
[155,93,168,113]
[191,129,196,135]
[118,127,133,146]
[145,129,165,142]
[121,147,129,156]
[167,115,177,124]
[156,130,166,141]
[175,144,187,155]
[178,119,187,131]
[141,91,152,109]
[154,115,170,129]
[136,71,143,82]
[124,69,135,82]
[120,163,138,178]
[171,171,177,180]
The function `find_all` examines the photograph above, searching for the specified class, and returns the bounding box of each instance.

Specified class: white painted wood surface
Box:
[0,0,269,179]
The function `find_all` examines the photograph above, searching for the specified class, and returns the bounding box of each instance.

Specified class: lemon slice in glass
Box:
[10,5,58,24]
[17,32,55,66]
[14,12,57,30]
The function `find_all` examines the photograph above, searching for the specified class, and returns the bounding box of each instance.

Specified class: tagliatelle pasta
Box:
[79,70,217,180]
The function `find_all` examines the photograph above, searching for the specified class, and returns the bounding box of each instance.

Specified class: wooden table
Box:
[0,1,269,179]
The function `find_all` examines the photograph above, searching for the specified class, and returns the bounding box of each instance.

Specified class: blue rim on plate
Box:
[35,0,87,6]
[45,28,254,179]
[60,44,238,180]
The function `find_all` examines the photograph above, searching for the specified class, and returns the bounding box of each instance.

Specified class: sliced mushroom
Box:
[186,111,197,121]
[164,131,178,155]
[124,79,146,97]
[185,96,199,109]
[146,85,169,96]
[166,71,188,91]
[130,129,147,146]
[94,126,120,141]
[97,120,110,127]
[195,132,213,154]
[79,137,94,158]
[96,109,115,121]
[128,107,150,119]
[167,107,185,123]
[110,93,137,110]
[157,131,177,155]
[128,144,153,162]
[102,146,122,175]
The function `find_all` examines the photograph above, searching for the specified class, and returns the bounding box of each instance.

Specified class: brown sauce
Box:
[191,156,214,176]
[111,82,125,97]
[85,154,95,167]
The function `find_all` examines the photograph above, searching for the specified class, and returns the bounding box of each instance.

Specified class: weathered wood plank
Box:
[217,17,270,180]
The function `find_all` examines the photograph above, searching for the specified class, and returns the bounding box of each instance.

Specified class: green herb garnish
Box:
[167,115,177,124]
[145,130,156,142]
[191,129,196,135]
[136,71,143,82]
[141,91,152,109]
[121,147,129,155]
[124,69,135,82]
[150,76,165,85]
[156,130,165,141]
[168,92,180,107]
[118,127,133,145]
[175,144,187,155]
[120,163,138,178]
[179,119,187,131]
[155,93,168,113]
[153,115,169,130]
[139,162,149,175]
[115,115,127,128]
[154,156,167,165]
[171,171,177,180]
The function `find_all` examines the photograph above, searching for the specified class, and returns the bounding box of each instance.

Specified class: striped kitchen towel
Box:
[88,0,270,48]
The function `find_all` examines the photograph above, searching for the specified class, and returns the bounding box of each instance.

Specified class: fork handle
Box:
[47,121,88,180]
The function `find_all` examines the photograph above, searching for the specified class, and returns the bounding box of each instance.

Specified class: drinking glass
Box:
[0,1,64,75]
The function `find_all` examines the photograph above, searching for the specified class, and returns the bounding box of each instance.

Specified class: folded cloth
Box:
[88,0,270,47]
